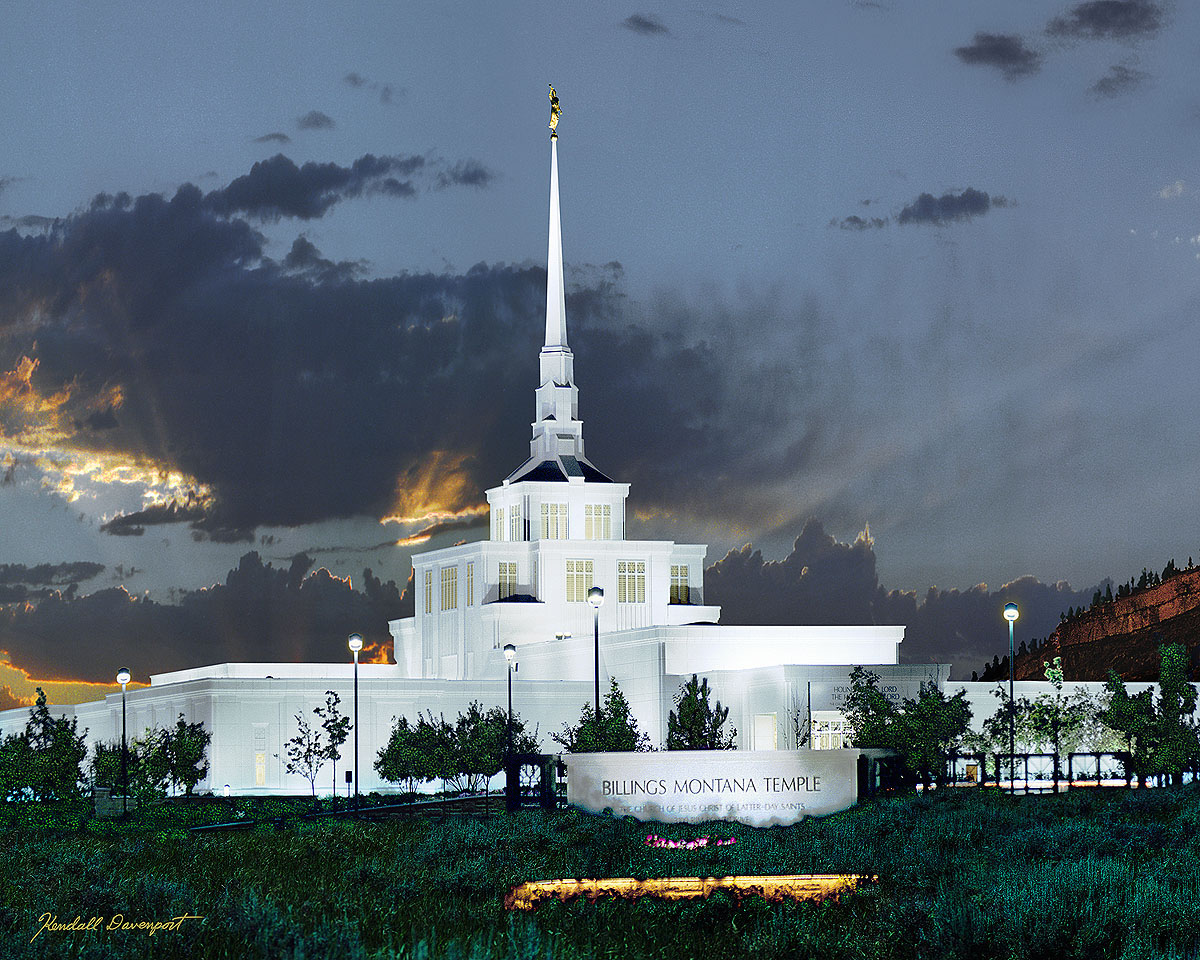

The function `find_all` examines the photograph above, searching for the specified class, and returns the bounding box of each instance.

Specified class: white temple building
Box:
[0,118,939,795]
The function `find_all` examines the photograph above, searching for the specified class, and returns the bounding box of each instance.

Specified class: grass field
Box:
[3,787,1200,959]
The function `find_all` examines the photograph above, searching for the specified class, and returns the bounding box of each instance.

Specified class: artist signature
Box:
[32,912,204,942]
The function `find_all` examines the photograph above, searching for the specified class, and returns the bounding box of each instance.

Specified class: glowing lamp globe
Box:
[503,643,516,663]
[116,668,131,686]
[588,586,604,608]
[1003,603,1019,622]
[347,633,364,653]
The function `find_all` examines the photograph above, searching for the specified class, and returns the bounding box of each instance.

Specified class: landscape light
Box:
[589,587,604,725]
[504,643,517,764]
[348,633,362,808]
[1003,602,1019,791]
[117,667,130,816]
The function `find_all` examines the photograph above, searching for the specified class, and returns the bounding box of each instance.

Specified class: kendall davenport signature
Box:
[32,912,204,942]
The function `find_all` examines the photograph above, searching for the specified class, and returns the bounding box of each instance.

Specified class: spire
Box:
[544,136,568,350]
[502,92,612,486]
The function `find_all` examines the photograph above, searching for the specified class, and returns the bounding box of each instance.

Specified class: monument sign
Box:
[564,750,859,827]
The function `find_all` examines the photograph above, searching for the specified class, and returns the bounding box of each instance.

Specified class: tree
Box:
[0,689,89,801]
[129,728,171,802]
[553,678,651,753]
[278,713,326,804]
[666,675,736,750]
[376,704,540,794]
[166,714,211,797]
[314,692,351,801]
[1101,644,1199,786]
[1025,657,1089,782]
[843,667,971,788]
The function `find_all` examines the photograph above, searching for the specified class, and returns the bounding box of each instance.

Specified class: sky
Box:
[2,0,1198,700]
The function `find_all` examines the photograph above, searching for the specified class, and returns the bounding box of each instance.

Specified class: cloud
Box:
[1090,63,1149,97]
[280,235,365,283]
[0,552,410,683]
[705,520,1097,679]
[0,214,57,231]
[254,132,292,144]
[343,71,398,104]
[0,562,105,587]
[896,187,1007,226]
[954,32,1043,78]
[100,500,209,536]
[830,215,888,230]
[297,110,335,130]
[204,153,426,221]
[1046,1,1163,40]
[0,176,17,195]
[434,160,494,189]
[623,13,671,35]
[1158,180,1186,199]
[713,13,744,26]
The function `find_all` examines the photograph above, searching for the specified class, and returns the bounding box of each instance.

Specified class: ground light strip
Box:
[504,874,873,910]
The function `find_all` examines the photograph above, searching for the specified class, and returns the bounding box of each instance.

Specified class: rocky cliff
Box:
[1013,567,1200,681]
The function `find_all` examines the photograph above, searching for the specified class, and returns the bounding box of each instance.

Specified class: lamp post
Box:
[588,586,604,726]
[116,668,130,816]
[348,633,363,809]
[503,644,517,760]
[1003,602,1019,791]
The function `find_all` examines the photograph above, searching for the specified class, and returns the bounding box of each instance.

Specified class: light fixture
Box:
[348,633,362,809]
[117,667,130,816]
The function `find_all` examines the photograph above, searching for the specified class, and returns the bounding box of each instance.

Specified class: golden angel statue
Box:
[548,84,561,137]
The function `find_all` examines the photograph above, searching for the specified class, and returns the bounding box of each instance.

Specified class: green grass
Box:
[3,788,1200,958]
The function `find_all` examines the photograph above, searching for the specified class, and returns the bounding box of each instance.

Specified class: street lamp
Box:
[348,633,363,808]
[1003,602,1019,790]
[503,644,517,761]
[116,667,130,816]
[588,586,604,726]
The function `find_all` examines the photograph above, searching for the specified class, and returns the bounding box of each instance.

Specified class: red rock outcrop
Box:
[1013,568,1200,681]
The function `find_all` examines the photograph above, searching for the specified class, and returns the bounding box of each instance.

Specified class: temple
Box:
[0,102,937,794]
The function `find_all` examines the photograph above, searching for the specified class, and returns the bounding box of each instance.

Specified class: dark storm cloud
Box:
[623,13,671,35]
[1091,63,1149,96]
[896,188,1007,226]
[100,501,208,536]
[954,32,1043,78]
[281,235,364,283]
[0,176,16,195]
[297,110,335,130]
[0,562,105,587]
[706,520,1097,679]
[0,553,410,683]
[1046,1,1162,39]
[401,515,489,544]
[254,132,292,144]
[713,13,745,26]
[0,214,56,230]
[204,153,428,221]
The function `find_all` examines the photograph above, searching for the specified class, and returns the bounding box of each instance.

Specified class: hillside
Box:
[1003,565,1200,681]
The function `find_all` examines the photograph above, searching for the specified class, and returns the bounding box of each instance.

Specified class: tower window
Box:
[498,562,517,600]
[466,562,474,606]
[495,507,505,541]
[585,504,611,540]
[541,502,568,539]
[618,560,645,604]
[670,564,689,604]
[424,569,433,615]
[566,559,594,602]
[440,566,458,611]
[510,504,523,541]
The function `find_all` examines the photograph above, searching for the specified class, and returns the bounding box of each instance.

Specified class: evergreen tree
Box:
[0,689,89,801]
[166,714,211,797]
[666,675,736,750]
[553,678,651,752]
[843,667,971,788]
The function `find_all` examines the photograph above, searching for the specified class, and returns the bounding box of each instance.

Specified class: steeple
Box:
[505,89,612,485]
